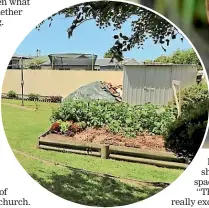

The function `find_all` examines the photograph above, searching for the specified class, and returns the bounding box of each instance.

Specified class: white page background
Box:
[0,0,208,207]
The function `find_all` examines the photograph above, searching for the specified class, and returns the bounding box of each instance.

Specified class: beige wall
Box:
[2,69,123,97]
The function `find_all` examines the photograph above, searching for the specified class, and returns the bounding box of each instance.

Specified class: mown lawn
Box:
[1,99,183,206]
[15,152,162,206]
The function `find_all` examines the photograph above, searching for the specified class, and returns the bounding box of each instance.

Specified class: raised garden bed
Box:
[38,128,187,170]
[43,127,166,151]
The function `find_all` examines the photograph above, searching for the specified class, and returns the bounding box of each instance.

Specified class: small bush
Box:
[164,99,209,163]
[28,93,40,101]
[180,83,208,112]
[49,96,63,103]
[50,99,176,137]
[49,120,86,137]
[27,59,45,69]
[7,90,17,99]
[168,83,209,115]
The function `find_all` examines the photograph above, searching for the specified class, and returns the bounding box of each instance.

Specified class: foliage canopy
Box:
[165,98,209,163]
[104,49,116,58]
[37,1,183,61]
[154,49,201,68]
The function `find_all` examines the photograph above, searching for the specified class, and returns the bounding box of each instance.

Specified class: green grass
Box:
[2,99,184,206]
[16,152,162,206]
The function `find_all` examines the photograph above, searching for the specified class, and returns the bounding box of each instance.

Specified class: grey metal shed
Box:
[122,62,197,106]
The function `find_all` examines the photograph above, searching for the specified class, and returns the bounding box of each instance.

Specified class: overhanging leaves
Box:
[37,1,184,61]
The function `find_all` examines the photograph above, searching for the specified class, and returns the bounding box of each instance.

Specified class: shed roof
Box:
[123,59,141,65]
[95,58,117,66]
[124,62,197,67]
[12,54,32,59]
[41,61,51,66]
[95,58,134,66]
[141,63,197,66]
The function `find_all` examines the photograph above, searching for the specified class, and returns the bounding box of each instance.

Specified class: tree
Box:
[154,49,202,69]
[132,0,208,26]
[127,0,209,73]
[26,59,46,69]
[37,1,184,61]
[104,50,115,58]
[155,55,170,63]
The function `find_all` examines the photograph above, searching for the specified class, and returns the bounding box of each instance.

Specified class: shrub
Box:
[27,59,45,69]
[180,83,209,112]
[60,121,70,133]
[49,96,63,103]
[7,90,17,99]
[28,93,40,101]
[154,49,202,70]
[49,120,86,137]
[169,83,209,114]
[50,99,176,137]
[164,99,209,163]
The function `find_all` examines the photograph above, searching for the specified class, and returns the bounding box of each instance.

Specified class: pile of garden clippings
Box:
[63,81,122,102]
[101,81,122,102]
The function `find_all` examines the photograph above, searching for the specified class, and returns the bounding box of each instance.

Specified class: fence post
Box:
[172,80,181,117]
[21,57,24,106]
[101,145,110,159]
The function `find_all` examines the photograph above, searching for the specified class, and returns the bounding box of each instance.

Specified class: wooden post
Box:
[178,84,181,116]
[92,54,94,71]
[101,145,109,159]
[36,138,40,149]
[21,57,24,106]
[172,80,181,117]
[52,56,54,69]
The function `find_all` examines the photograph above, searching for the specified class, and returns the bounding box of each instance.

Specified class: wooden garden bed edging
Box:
[37,131,188,170]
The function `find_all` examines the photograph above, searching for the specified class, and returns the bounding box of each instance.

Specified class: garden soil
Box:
[45,128,166,151]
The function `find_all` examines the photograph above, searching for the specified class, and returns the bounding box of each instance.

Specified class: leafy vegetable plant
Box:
[51,99,176,137]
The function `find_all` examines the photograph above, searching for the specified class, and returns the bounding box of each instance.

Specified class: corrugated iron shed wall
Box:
[123,64,197,106]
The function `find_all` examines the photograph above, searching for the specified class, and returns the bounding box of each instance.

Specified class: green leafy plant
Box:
[77,121,87,130]
[49,96,63,103]
[169,83,209,114]
[60,121,70,134]
[51,99,176,137]
[7,90,17,99]
[28,93,40,101]
[155,49,202,69]
[180,83,209,112]
[37,2,183,62]
[27,59,45,69]
[164,99,209,163]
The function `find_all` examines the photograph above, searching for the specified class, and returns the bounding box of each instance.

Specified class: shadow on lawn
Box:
[31,168,162,207]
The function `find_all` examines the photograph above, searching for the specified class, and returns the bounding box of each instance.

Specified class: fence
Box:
[2,69,123,97]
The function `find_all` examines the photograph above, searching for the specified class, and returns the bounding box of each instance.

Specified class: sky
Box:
[15,14,192,61]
